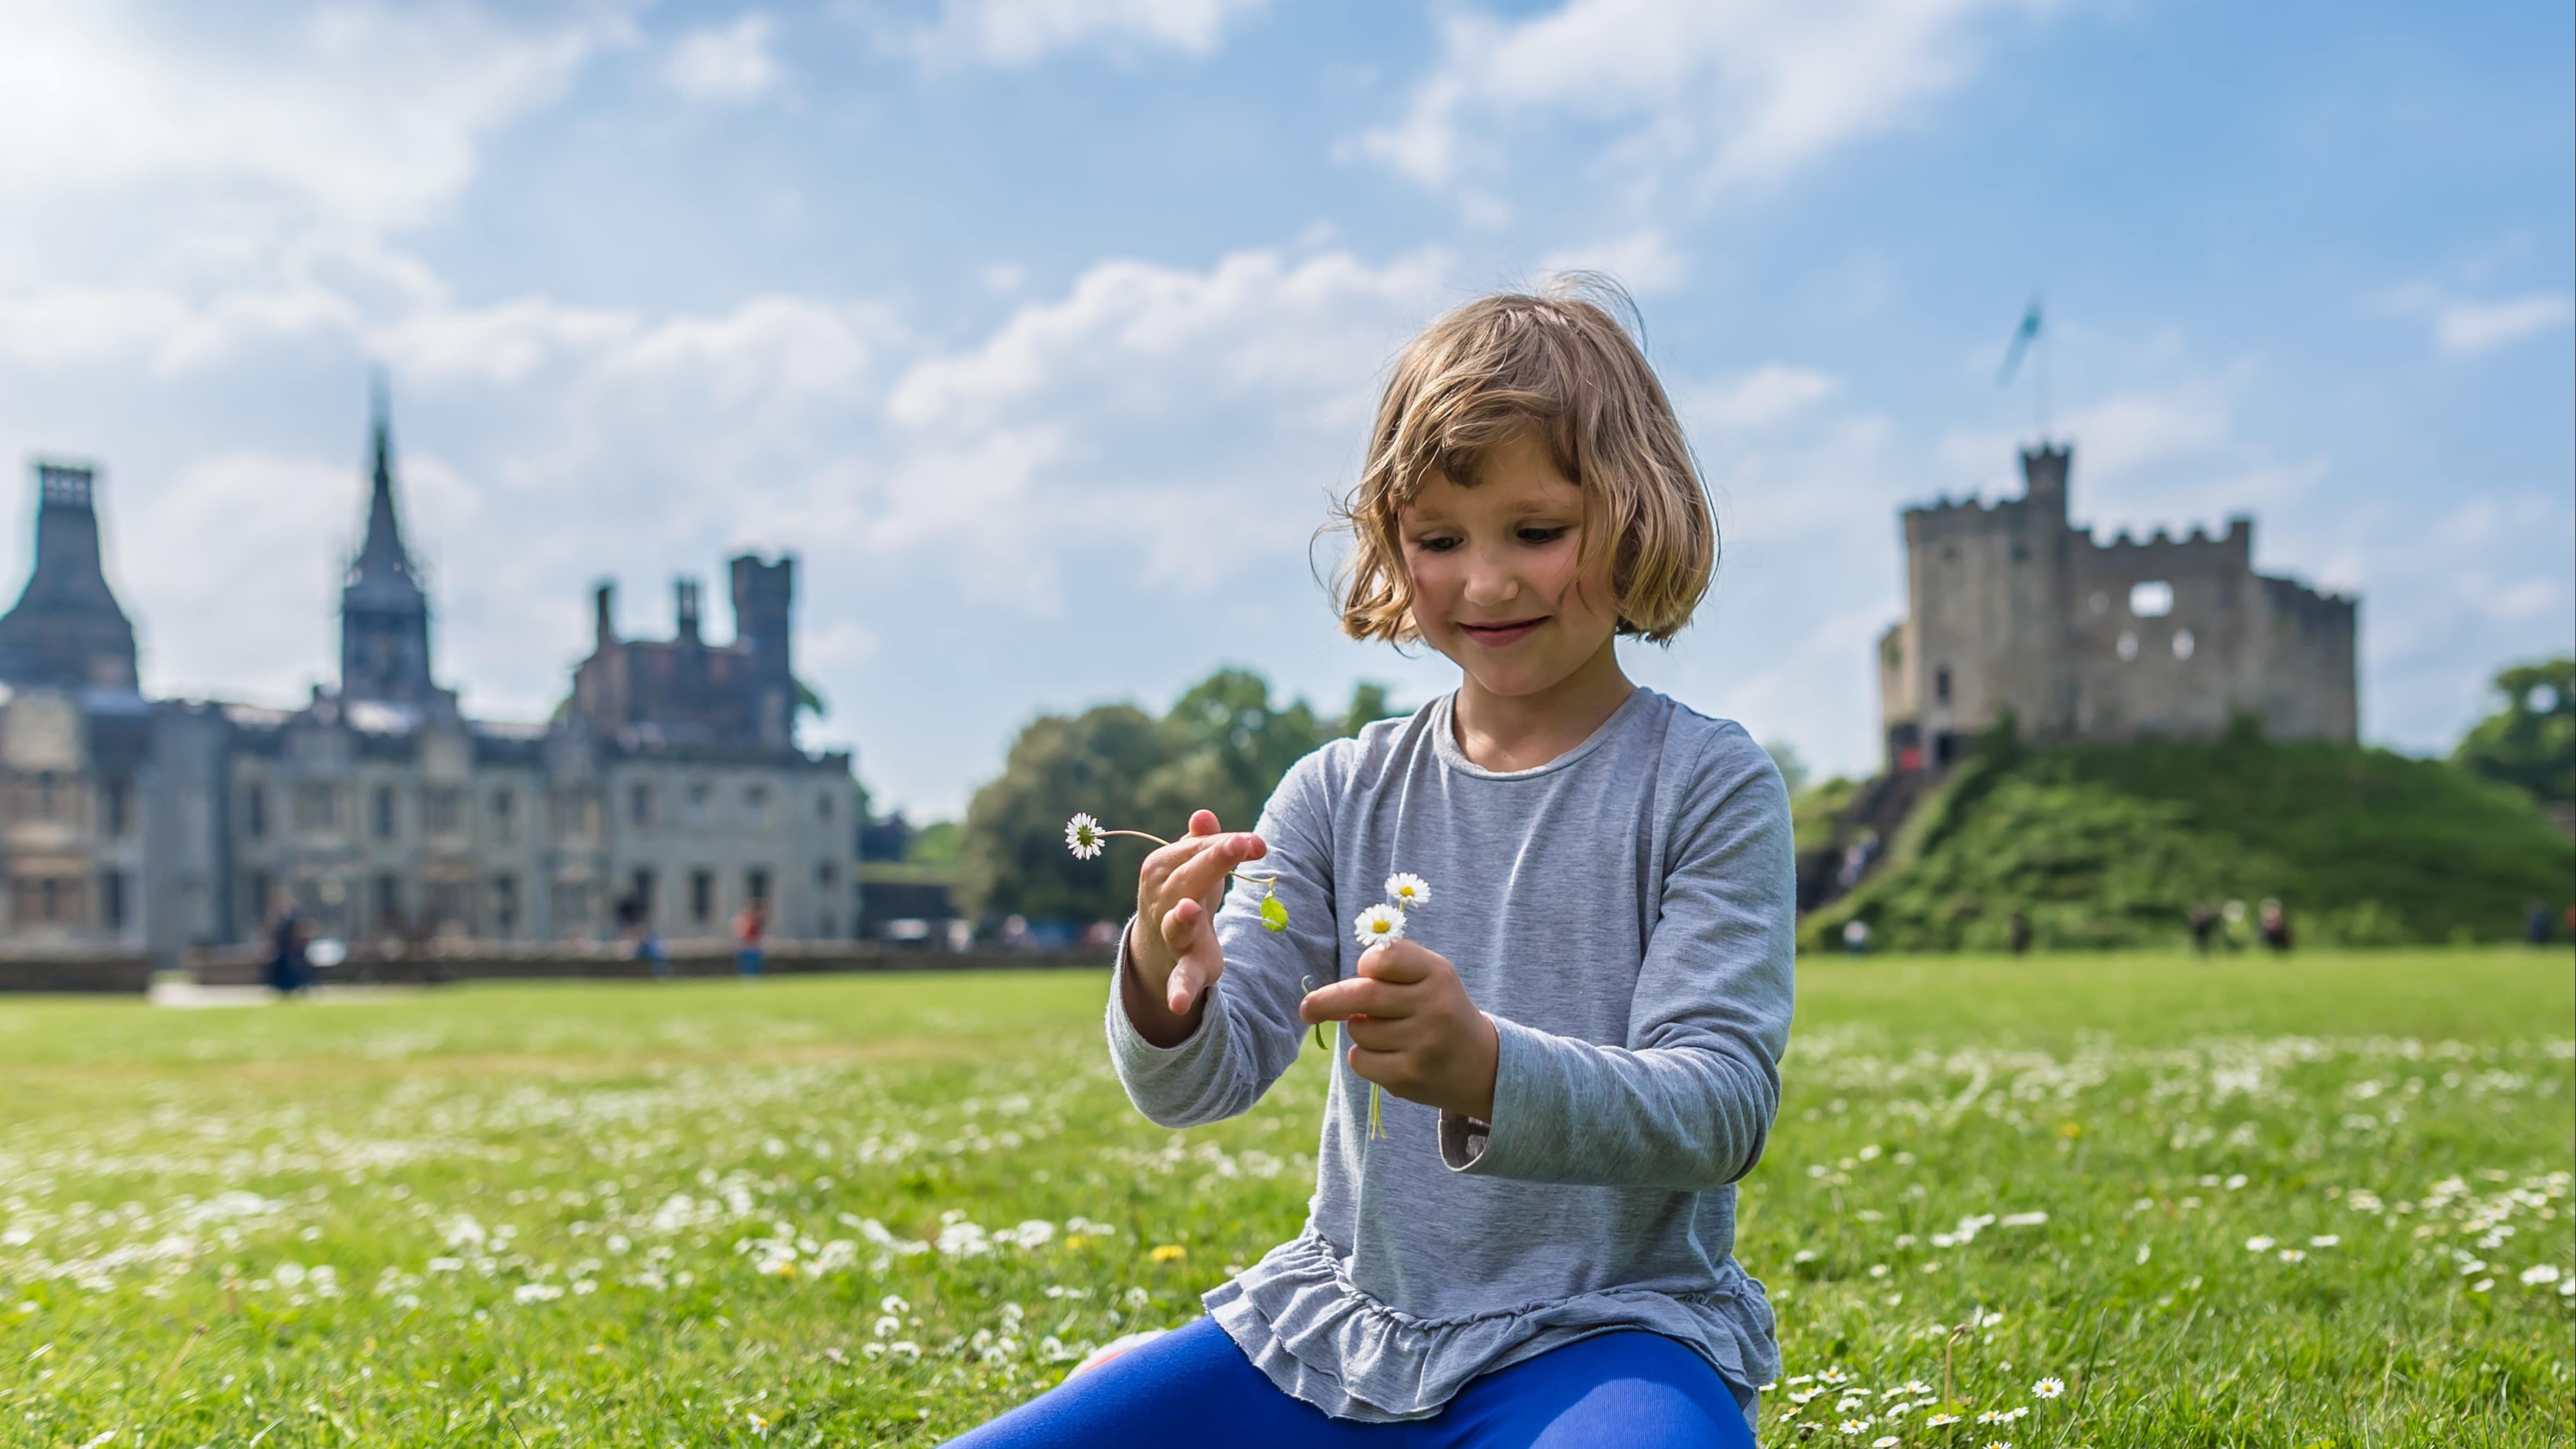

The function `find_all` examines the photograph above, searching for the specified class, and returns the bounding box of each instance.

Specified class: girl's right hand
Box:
[1126,809,1268,1026]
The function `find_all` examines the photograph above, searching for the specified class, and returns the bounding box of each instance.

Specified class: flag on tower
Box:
[1998,300,2043,385]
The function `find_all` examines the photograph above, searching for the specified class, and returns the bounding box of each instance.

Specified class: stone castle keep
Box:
[1878,442,2358,770]
[0,383,858,956]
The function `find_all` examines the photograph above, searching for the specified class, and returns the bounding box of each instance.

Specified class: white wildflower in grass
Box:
[2519,1264,2560,1286]
[2245,1235,2275,1252]
[2279,1248,2306,1263]
[1353,903,1408,947]
[1384,872,1432,909]
[1927,1413,1960,1426]
[2032,1376,2066,1399]
[2309,1234,2340,1248]
[1838,1418,1871,1434]
[1873,1437,1901,1447]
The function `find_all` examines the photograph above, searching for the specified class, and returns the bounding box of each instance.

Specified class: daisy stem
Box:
[1097,829,1282,890]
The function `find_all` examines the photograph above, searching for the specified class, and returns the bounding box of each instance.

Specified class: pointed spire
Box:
[340,368,442,708]
[349,365,420,596]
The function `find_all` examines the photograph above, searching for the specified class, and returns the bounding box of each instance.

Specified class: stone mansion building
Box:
[0,385,860,957]
[1878,441,2359,771]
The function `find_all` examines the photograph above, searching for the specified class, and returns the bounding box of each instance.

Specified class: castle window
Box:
[491,874,520,936]
[744,784,771,821]
[2172,629,2196,661]
[746,867,771,905]
[246,783,269,839]
[492,788,516,844]
[2116,631,2140,662]
[818,860,838,889]
[100,869,126,930]
[1934,667,1952,704]
[817,792,833,821]
[374,873,401,929]
[629,782,657,829]
[426,787,467,835]
[2129,580,2174,618]
[372,784,398,839]
[294,782,342,833]
[105,778,134,837]
[690,869,715,926]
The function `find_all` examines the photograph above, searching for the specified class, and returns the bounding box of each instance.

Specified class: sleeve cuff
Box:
[1103,915,1229,1075]
[1440,1013,1551,1177]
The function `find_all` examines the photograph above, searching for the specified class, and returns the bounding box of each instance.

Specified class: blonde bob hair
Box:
[1331,276,1717,646]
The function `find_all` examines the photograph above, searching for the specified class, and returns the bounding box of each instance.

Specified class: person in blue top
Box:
[955,278,1794,1448]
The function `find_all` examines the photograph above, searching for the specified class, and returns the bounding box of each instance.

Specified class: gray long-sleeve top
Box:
[1105,689,1796,1423]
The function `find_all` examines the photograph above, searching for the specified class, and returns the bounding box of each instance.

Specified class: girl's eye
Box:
[1518,526,1569,545]
[1412,535,1461,553]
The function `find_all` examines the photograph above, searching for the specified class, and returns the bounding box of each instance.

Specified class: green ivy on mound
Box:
[1802,734,2576,953]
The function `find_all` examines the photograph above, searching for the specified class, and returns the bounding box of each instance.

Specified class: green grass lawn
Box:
[3,949,2569,1447]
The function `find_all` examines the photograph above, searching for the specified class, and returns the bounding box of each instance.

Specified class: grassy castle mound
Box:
[1799,732,2576,954]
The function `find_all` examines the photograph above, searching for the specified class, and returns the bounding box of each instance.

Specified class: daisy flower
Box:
[1353,903,1408,948]
[1384,872,1432,909]
[2031,1376,2065,1399]
[1063,813,1106,860]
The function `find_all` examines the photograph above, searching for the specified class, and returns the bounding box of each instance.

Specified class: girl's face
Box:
[1397,430,1621,701]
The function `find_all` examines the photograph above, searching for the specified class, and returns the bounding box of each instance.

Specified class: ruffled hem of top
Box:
[1201,1228,1779,1424]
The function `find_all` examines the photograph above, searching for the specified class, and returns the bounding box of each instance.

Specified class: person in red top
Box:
[734,899,766,978]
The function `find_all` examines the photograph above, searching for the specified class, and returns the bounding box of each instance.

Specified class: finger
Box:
[1140,832,1220,893]
[1300,977,1416,1024]
[1345,1045,1416,1095]
[1187,809,1221,837]
[1355,941,1436,984]
[1159,897,1203,953]
[1167,957,1202,1015]
[1342,1015,1410,1052]
[1168,832,1268,904]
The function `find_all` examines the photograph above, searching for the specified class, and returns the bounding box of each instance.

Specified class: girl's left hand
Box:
[1299,942,1500,1122]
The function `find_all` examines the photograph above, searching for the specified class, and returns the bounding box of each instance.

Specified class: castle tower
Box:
[339,373,443,709]
[729,555,796,746]
[0,461,140,692]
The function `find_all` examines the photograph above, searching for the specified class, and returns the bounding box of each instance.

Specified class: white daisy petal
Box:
[1352,903,1408,948]
[1064,813,1106,860]
[1383,872,1433,909]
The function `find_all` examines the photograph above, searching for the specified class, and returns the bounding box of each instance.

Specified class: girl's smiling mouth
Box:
[1457,617,1546,648]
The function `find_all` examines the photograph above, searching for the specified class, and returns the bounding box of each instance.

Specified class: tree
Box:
[2452,656,2575,806]
[958,669,1399,926]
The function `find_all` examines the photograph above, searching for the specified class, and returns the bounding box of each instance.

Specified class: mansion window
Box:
[245,783,269,839]
[294,781,342,834]
[491,788,517,844]
[425,787,468,836]
[372,784,398,840]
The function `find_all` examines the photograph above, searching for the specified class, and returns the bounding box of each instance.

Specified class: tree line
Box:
[957,668,1394,926]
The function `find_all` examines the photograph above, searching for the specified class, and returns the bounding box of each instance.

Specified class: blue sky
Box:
[1,0,2567,818]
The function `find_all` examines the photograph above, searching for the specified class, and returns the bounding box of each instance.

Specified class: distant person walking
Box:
[1842,918,1871,955]
[2258,898,2293,954]
[2188,904,2216,956]
[264,890,311,998]
[617,890,672,979]
[734,899,766,978]
[2526,902,2555,947]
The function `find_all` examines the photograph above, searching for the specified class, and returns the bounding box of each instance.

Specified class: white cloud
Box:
[2372,281,2576,357]
[1363,0,2049,198]
[2434,293,2574,356]
[905,0,1271,68]
[0,0,635,233]
[663,13,781,104]
[1681,363,1841,434]
[1534,230,1687,295]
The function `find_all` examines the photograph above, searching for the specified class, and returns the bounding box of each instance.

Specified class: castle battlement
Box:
[1878,440,2357,770]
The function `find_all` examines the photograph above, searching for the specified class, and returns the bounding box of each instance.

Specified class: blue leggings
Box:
[946,1318,1757,1448]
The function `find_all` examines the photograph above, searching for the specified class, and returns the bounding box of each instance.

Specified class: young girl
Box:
[955,281,1794,1447]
